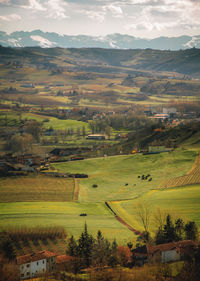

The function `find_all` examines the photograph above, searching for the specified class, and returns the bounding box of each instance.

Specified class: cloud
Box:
[85,10,106,23]
[104,4,123,18]
[21,0,46,11]
[124,0,200,33]
[0,13,21,21]
[46,0,69,19]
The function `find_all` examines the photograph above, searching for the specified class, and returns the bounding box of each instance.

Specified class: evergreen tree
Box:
[108,239,118,267]
[77,223,94,267]
[67,235,77,256]
[163,214,177,242]
[185,221,198,241]
[155,228,165,245]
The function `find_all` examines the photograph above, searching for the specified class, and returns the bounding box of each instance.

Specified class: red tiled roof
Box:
[17,251,57,265]
[147,240,197,255]
[57,255,74,264]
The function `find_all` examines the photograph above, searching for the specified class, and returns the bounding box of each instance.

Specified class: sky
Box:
[0,0,200,38]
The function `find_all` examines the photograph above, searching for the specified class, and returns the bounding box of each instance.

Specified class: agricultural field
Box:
[159,156,200,188]
[53,149,197,202]
[22,113,90,131]
[109,184,200,234]
[0,175,75,202]
[0,149,199,248]
[0,202,134,244]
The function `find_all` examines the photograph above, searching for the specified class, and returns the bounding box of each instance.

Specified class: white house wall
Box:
[20,263,31,279]
[30,259,46,277]
[162,250,180,263]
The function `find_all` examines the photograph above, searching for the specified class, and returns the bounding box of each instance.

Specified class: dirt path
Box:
[73,178,79,201]
[105,201,142,236]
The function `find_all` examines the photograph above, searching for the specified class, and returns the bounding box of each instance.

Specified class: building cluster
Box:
[16,240,198,279]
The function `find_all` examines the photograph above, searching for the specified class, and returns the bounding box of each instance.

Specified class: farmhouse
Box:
[57,255,75,271]
[147,240,197,264]
[132,240,197,265]
[17,250,57,280]
[148,145,167,153]
[87,134,108,140]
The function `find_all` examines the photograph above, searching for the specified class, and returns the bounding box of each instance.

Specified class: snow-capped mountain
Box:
[0,30,200,50]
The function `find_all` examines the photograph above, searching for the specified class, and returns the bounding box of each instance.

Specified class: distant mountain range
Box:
[0,30,200,50]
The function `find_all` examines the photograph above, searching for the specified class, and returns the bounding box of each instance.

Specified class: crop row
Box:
[160,157,200,188]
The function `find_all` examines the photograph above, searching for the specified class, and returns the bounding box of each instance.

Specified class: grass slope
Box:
[0,175,75,202]
[0,202,134,243]
[109,184,200,234]
[53,149,197,202]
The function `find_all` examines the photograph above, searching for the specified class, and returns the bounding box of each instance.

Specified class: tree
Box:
[163,214,177,243]
[155,228,165,245]
[136,203,152,233]
[25,121,42,142]
[77,223,94,267]
[76,127,81,137]
[67,235,77,256]
[108,239,118,267]
[153,208,167,230]
[82,126,86,137]
[175,218,184,240]
[8,134,33,154]
[185,221,198,241]
[105,126,111,139]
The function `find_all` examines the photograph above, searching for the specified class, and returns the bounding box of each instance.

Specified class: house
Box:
[163,107,177,115]
[87,134,107,140]
[17,250,57,280]
[132,240,197,265]
[132,245,148,266]
[147,240,197,264]
[56,255,75,271]
[148,145,167,153]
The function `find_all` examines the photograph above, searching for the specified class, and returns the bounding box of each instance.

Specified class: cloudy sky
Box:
[0,0,200,38]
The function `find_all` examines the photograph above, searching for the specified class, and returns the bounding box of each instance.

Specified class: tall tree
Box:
[185,221,198,241]
[163,214,177,242]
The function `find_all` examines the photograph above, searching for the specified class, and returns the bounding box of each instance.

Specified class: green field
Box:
[21,113,89,131]
[0,202,134,243]
[0,149,199,245]
[109,184,200,234]
[53,149,197,202]
[0,175,75,202]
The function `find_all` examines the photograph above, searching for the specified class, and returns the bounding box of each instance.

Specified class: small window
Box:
[37,261,38,265]
[27,272,30,276]
[26,264,30,268]
[43,260,44,264]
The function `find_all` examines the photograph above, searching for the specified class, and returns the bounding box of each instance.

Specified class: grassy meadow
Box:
[0,148,199,245]
[53,149,197,202]
[0,202,135,244]
[0,175,75,202]
[109,184,200,234]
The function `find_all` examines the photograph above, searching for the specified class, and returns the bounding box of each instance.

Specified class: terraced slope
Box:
[160,155,200,189]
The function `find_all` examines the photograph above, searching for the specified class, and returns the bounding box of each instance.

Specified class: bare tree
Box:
[153,207,168,230]
[136,202,152,233]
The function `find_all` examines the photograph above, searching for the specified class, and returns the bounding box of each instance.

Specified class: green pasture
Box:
[0,202,135,244]
[53,149,197,202]
[109,184,200,234]
[0,175,75,202]
[21,113,89,131]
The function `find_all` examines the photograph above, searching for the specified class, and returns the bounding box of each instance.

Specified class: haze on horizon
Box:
[0,0,200,39]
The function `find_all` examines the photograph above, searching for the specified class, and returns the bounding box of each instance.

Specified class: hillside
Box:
[0,45,200,76]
